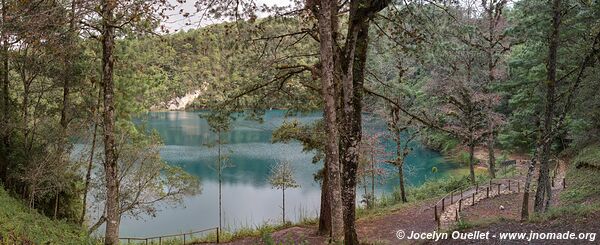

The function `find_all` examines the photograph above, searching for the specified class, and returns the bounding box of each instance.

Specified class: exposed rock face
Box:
[166,90,202,110]
[151,89,203,111]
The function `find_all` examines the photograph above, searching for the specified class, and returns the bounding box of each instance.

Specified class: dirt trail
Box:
[201,154,570,245]
[208,200,437,244]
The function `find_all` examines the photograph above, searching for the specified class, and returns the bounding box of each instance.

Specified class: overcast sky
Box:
[164,0,294,32]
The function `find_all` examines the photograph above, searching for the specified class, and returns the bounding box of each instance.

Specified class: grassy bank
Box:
[534,145,600,220]
[189,168,497,244]
[0,186,90,244]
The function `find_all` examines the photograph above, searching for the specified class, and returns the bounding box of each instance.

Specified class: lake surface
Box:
[119,110,459,237]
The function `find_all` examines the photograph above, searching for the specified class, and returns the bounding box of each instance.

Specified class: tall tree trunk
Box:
[81,120,98,224]
[370,154,374,206]
[485,0,498,179]
[54,191,59,219]
[339,11,369,245]
[60,0,77,130]
[81,86,101,225]
[392,113,409,203]
[21,68,30,150]
[468,142,476,184]
[316,0,344,241]
[282,186,286,224]
[398,164,407,202]
[0,0,9,183]
[534,0,561,213]
[487,121,496,178]
[101,0,120,243]
[217,130,222,231]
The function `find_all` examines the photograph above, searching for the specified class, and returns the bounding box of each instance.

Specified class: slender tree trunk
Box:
[370,155,375,207]
[521,151,538,221]
[217,130,222,231]
[0,0,9,183]
[485,0,498,179]
[487,122,496,178]
[81,121,98,224]
[54,191,59,219]
[468,142,476,184]
[21,65,30,150]
[316,0,343,240]
[60,0,77,130]
[282,186,285,224]
[395,125,408,203]
[534,0,561,213]
[81,86,101,225]
[363,176,368,204]
[339,15,368,245]
[101,0,120,243]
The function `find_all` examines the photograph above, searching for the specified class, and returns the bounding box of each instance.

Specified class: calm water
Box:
[118,110,459,237]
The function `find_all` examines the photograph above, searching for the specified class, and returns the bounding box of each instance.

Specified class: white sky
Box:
[163,0,294,32]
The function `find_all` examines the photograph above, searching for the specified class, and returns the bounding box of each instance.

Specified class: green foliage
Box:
[272,120,325,164]
[0,186,90,244]
[269,161,300,190]
[530,204,600,223]
[572,144,600,168]
[499,0,600,152]
[561,158,600,204]
[406,175,483,202]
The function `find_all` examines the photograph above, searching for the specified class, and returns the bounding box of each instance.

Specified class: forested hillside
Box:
[1,0,599,244]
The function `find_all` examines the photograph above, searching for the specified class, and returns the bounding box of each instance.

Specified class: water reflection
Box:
[118,110,458,237]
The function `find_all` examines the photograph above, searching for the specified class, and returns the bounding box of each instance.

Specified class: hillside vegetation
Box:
[0,186,90,244]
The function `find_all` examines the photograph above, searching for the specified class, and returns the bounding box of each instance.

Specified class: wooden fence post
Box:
[455,209,459,221]
[486,187,489,198]
[217,227,220,244]
[459,199,462,212]
[442,197,445,211]
[563,178,566,188]
[508,180,511,191]
[460,189,463,199]
[497,184,501,195]
[472,192,475,206]
[159,237,162,245]
[434,205,438,221]
[183,233,186,245]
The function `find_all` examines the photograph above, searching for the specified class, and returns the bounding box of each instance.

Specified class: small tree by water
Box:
[269,161,300,224]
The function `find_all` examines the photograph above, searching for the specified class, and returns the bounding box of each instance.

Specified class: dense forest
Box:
[0,0,599,244]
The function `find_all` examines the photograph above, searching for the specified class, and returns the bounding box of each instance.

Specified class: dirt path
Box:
[425,188,600,245]
[356,201,438,244]
[438,158,568,230]
[201,155,571,245]
[205,200,438,244]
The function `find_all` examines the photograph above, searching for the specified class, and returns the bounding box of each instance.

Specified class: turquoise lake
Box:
[118,110,460,237]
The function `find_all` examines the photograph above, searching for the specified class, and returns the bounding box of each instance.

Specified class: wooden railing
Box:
[432,177,566,230]
[117,227,220,244]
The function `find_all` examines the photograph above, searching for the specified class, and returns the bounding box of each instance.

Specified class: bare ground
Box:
[200,153,586,245]
[205,199,438,244]
[426,190,600,245]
